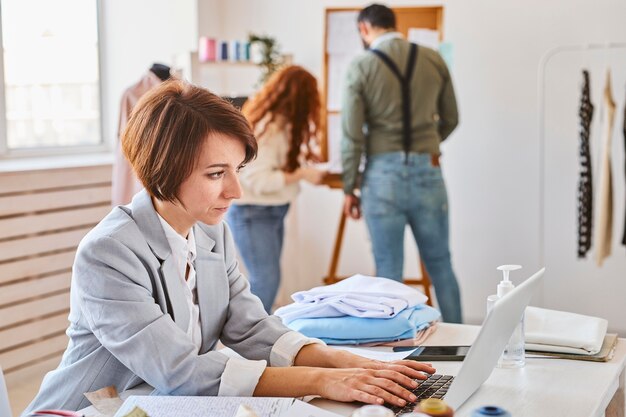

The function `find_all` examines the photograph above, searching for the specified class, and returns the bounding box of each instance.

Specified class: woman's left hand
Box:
[294,343,436,380]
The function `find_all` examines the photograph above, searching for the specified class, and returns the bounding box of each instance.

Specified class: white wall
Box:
[195,0,626,334]
[100,0,197,147]
[100,0,626,334]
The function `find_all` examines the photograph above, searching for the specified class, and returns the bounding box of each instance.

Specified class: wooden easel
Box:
[322,174,434,306]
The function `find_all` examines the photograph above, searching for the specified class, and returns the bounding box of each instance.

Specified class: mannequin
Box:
[149,63,171,81]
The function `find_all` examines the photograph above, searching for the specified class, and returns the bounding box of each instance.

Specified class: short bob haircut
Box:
[121,79,257,202]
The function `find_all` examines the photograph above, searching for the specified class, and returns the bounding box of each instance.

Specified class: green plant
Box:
[249,33,283,85]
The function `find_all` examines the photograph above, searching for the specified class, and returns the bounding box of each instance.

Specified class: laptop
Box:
[390,267,545,415]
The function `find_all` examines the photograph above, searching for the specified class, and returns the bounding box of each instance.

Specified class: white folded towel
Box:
[274,274,428,324]
[524,306,608,355]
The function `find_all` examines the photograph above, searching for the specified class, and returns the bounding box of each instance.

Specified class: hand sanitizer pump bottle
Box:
[487,265,525,368]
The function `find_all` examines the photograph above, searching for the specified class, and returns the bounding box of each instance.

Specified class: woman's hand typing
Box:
[286,343,435,406]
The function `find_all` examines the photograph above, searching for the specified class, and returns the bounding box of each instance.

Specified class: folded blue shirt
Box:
[286,304,441,345]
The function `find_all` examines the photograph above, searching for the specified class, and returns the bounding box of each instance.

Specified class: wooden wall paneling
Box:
[0,312,69,352]
[0,205,110,240]
[0,251,75,285]
[0,272,71,306]
[0,227,91,263]
[0,334,68,372]
[4,356,64,388]
[0,165,111,194]
[0,164,112,389]
[0,292,70,329]
[0,185,111,217]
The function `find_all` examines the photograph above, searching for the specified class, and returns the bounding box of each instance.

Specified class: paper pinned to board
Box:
[327,11,362,54]
[408,28,439,50]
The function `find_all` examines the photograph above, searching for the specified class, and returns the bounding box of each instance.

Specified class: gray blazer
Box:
[23,190,291,414]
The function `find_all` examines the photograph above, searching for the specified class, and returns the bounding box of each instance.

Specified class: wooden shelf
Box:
[198,61,258,67]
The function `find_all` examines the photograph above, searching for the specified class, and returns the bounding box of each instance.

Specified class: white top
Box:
[157,214,203,352]
[235,116,300,206]
[157,214,323,396]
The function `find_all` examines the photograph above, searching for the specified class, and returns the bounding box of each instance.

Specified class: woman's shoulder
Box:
[78,206,145,255]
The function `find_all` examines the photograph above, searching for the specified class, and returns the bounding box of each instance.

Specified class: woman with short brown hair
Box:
[23,79,434,416]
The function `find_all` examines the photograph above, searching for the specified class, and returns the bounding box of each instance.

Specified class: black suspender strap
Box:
[370,43,418,164]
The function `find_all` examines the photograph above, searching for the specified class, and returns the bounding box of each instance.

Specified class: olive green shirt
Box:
[340,34,459,195]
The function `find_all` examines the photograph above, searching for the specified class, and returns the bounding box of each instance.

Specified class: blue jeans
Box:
[226,204,290,313]
[361,152,463,323]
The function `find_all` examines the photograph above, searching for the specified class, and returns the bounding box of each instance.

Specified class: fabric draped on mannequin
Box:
[594,69,616,266]
[577,69,594,258]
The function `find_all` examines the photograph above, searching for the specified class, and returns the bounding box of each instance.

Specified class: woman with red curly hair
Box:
[227,65,326,313]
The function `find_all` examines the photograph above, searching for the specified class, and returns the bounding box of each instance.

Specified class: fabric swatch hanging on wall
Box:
[594,69,616,266]
[577,69,594,258]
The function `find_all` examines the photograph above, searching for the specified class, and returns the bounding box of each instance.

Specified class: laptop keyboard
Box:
[387,373,454,416]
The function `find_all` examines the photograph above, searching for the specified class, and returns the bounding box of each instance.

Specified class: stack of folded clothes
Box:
[274,274,441,345]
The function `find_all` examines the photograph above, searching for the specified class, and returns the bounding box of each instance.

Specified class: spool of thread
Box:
[351,405,394,417]
[229,40,240,62]
[198,37,216,62]
[219,41,229,61]
[242,42,251,61]
[414,399,454,417]
[470,406,511,417]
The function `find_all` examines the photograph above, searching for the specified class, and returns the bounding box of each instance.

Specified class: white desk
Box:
[313,323,626,417]
[79,324,626,417]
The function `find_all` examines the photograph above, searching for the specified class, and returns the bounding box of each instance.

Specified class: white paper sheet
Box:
[333,346,418,361]
[327,54,358,111]
[113,396,293,417]
[326,113,342,173]
[407,28,439,50]
[327,11,362,54]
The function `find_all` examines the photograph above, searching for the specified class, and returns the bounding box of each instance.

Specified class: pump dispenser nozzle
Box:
[496,264,522,297]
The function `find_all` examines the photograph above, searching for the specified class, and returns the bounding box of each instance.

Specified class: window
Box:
[0,0,102,156]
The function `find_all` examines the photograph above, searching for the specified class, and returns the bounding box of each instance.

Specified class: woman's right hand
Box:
[316,367,420,407]
[298,167,326,185]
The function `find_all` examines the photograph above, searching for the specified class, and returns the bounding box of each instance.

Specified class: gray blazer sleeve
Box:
[213,222,291,359]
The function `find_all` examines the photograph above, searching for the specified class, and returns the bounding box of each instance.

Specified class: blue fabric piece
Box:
[287,304,441,345]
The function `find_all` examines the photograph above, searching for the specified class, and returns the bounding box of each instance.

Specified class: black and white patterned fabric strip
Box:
[577,69,594,258]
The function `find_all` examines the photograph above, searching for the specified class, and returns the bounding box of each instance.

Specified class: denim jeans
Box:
[361,152,462,323]
[226,203,290,313]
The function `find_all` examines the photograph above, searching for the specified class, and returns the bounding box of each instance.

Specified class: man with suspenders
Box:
[341,3,462,323]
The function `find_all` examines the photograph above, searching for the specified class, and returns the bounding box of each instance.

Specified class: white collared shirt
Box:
[370,31,403,50]
[156,215,325,396]
[157,214,203,352]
